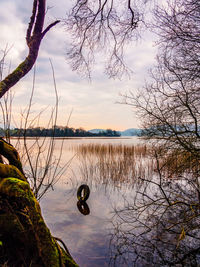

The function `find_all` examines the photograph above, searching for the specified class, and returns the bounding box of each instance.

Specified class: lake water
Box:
[13,137,200,266]
[36,137,141,267]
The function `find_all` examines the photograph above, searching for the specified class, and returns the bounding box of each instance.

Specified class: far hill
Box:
[89,128,142,136]
[120,128,142,136]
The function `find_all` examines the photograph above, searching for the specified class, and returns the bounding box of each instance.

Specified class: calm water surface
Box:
[13,136,200,266]
[38,137,140,266]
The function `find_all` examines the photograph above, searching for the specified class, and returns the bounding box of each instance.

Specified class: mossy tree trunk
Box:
[0,138,78,267]
[0,1,77,265]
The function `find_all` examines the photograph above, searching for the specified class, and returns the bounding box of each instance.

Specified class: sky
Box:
[0,0,157,131]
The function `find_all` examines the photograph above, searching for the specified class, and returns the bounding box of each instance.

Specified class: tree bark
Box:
[0,0,60,99]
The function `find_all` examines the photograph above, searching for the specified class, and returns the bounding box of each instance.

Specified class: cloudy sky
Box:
[0,0,157,131]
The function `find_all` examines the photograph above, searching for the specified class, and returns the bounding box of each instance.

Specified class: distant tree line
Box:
[0,126,121,138]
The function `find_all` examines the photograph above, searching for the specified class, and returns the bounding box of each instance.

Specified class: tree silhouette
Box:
[0,1,146,265]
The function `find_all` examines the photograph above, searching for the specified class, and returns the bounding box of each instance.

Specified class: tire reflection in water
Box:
[77,200,90,215]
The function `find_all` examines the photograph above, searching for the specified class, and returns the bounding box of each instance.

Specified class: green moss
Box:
[0,163,26,181]
[0,137,78,266]
[0,138,24,173]
[0,81,6,92]
[0,178,32,200]
[0,176,78,266]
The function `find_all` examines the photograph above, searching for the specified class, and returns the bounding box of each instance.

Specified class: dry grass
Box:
[72,143,200,187]
[158,149,200,179]
[76,143,148,157]
[72,143,154,187]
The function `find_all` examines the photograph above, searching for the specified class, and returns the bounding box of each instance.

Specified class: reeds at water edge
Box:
[76,143,148,157]
[71,143,154,187]
[71,143,199,188]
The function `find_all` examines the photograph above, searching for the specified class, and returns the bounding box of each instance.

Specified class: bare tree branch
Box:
[0,0,60,99]
[65,0,146,78]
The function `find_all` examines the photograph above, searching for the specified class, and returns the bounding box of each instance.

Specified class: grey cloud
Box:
[1,1,158,130]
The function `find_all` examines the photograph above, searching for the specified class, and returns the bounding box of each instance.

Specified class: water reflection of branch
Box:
[109,171,200,266]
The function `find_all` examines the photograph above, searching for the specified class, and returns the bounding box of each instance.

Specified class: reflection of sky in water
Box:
[17,137,140,266]
[16,137,200,266]
[41,182,131,266]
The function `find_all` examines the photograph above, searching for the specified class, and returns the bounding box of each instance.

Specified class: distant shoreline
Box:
[9,136,137,140]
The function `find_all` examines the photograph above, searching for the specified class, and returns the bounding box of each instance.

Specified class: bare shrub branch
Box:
[65,0,147,78]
